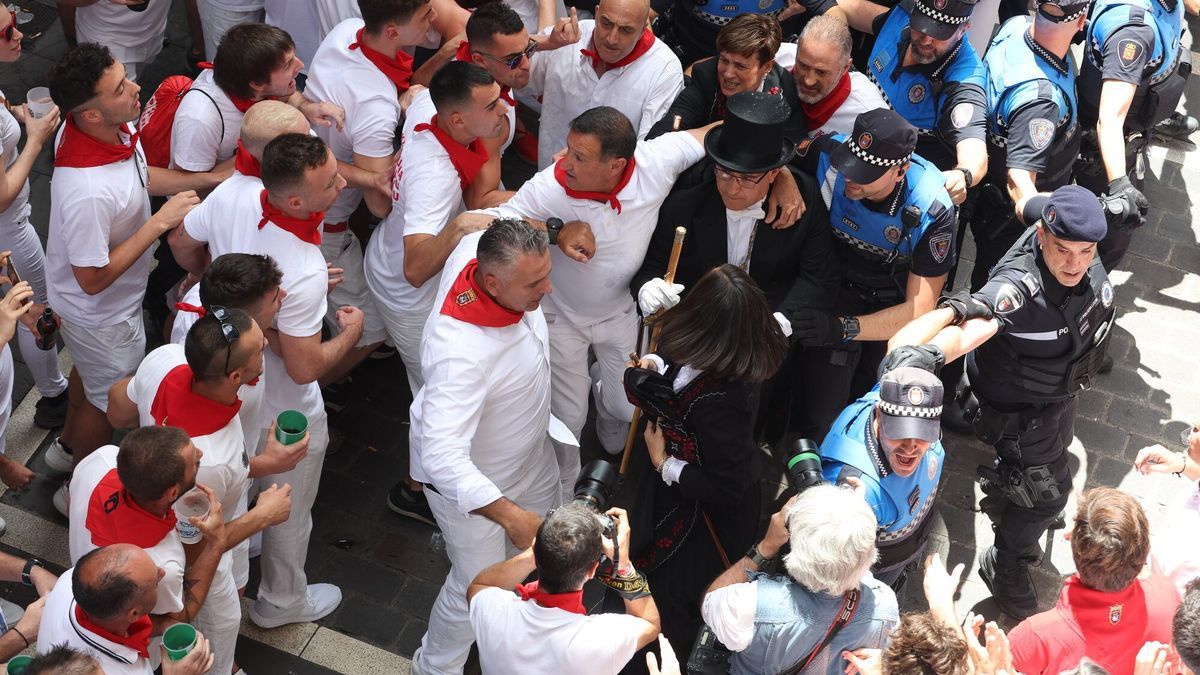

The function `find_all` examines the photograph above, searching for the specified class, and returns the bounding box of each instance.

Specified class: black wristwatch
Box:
[21,558,44,587]
[545,217,564,245]
[746,544,775,568]
[956,167,974,189]
[840,316,861,342]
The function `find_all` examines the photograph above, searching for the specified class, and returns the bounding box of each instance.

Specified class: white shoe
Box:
[52,482,69,518]
[248,583,342,628]
[43,438,74,474]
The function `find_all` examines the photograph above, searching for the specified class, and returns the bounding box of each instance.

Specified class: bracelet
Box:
[10,626,28,648]
[653,456,666,473]
[1175,456,1189,477]
[600,567,652,600]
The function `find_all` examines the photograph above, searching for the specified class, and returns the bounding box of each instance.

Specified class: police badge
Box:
[1101,280,1114,308]
[908,83,926,104]
[1028,118,1054,150]
[951,103,972,129]
[884,224,902,243]
[994,283,1024,314]
[929,233,951,263]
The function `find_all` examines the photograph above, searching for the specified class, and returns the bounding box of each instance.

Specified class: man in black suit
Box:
[632,91,840,440]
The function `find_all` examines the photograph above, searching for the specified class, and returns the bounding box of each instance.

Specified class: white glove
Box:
[638,278,684,315]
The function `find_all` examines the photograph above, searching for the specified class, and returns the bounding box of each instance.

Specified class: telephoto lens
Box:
[785,437,828,493]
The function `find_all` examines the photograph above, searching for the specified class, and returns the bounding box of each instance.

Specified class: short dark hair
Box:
[716,14,782,65]
[213,23,296,100]
[1175,579,1200,673]
[477,218,548,276]
[116,426,190,503]
[429,61,496,114]
[73,547,142,622]
[199,253,283,310]
[1071,487,1149,593]
[656,264,787,382]
[186,307,256,382]
[360,0,431,31]
[569,107,636,161]
[48,43,116,112]
[534,503,603,593]
[882,613,970,675]
[466,2,525,47]
[26,645,101,675]
[262,133,331,195]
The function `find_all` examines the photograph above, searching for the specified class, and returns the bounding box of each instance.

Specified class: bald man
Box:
[522,0,684,169]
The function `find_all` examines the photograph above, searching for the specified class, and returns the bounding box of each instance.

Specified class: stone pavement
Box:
[0,2,1195,673]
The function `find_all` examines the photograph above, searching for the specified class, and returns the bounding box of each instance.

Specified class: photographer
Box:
[467,504,661,674]
[701,485,899,674]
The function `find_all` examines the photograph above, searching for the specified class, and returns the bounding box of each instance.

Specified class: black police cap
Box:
[1023,185,1108,243]
[831,109,918,185]
[911,0,978,41]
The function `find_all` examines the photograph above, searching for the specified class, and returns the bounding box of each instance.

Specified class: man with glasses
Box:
[106,308,298,675]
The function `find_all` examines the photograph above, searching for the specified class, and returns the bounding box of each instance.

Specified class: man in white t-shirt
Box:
[197,0,265,60]
[70,0,170,82]
[467,505,660,675]
[107,309,295,675]
[170,133,363,628]
[522,0,683,169]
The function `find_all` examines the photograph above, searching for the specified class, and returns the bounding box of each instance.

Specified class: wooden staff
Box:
[620,226,686,476]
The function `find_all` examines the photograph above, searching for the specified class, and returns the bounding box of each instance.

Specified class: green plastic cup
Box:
[6,655,31,675]
[163,623,197,661]
[275,409,308,444]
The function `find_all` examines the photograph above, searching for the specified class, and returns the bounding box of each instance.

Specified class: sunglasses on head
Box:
[210,305,240,375]
[477,38,538,70]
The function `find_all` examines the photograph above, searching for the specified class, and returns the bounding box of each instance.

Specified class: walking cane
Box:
[619,226,686,476]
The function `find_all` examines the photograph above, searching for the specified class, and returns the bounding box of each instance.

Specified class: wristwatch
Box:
[745,544,775,568]
[546,217,564,245]
[22,558,44,587]
[840,316,861,342]
[956,167,974,189]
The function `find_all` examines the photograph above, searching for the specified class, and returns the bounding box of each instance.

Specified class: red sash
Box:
[414,116,489,191]
[516,581,585,614]
[150,363,242,436]
[349,28,414,90]
[85,468,177,549]
[54,115,139,168]
[439,259,523,327]
[234,140,261,177]
[257,190,324,246]
[553,156,636,214]
[74,606,153,659]
[801,71,851,130]
[580,28,654,69]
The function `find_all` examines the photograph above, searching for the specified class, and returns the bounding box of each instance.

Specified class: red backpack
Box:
[138,75,222,168]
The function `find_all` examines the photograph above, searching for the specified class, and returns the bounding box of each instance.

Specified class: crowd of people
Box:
[0,0,1193,672]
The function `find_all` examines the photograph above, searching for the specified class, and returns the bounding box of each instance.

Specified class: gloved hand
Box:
[638,278,684,315]
[1100,176,1149,232]
[940,290,993,325]
[878,344,946,378]
[789,308,843,346]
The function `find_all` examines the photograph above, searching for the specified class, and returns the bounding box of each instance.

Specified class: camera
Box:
[573,459,618,542]
[785,438,828,493]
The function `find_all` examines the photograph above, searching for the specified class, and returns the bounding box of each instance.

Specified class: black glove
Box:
[878,344,946,378]
[940,290,993,325]
[789,308,843,346]
[1100,176,1149,233]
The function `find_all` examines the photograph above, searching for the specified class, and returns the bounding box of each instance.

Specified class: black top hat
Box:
[703,92,796,174]
[831,109,918,185]
[910,0,978,41]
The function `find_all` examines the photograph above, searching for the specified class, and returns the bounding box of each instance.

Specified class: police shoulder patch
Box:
[927,453,939,481]
[1101,279,1114,308]
[929,233,952,263]
[951,102,973,129]
[1118,39,1142,65]
[1028,118,1054,150]
[993,283,1025,315]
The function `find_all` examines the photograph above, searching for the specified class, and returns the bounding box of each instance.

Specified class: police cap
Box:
[878,367,943,443]
[1023,185,1108,243]
[831,109,918,185]
[911,0,978,41]
[1037,0,1089,22]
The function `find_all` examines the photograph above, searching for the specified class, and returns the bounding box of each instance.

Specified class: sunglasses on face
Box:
[477,39,538,70]
[0,17,15,43]
[210,305,240,375]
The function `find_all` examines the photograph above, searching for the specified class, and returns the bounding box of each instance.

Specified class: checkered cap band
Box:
[848,140,912,168]
[879,400,943,418]
[1061,5,1087,20]
[915,0,971,24]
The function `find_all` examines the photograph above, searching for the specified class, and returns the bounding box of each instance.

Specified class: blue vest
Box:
[691,0,785,22]
[984,16,1078,144]
[816,140,952,291]
[819,390,945,571]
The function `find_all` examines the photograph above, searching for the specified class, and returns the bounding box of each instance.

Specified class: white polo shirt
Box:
[305,18,403,224]
[0,89,30,231]
[408,231,560,515]
[773,44,888,138]
[170,69,245,171]
[46,127,152,328]
[182,178,328,419]
[523,21,683,169]
[38,569,153,675]
[469,587,646,674]
[484,131,704,328]
[69,445,185,616]
[76,0,171,66]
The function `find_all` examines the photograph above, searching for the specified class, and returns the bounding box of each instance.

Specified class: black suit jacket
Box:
[631,163,840,315]
[646,58,808,141]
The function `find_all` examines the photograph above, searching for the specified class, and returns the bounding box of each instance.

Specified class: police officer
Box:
[787,109,956,433]
[887,185,1115,619]
[820,366,946,588]
[649,0,819,67]
[970,0,1089,292]
[1075,0,1191,270]
[823,0,988,205]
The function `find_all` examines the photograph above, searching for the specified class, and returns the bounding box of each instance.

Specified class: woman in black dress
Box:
[624,263,789,663]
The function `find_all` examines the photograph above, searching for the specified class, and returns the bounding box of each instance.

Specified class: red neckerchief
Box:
[234,140,261,178]
[515,580,586,614]
[150,363,242,436]
[413,115,489,191]
[553,156,636,214]
[196,62,270,113]
[257,190,324,246]
[174,302,205,317]
[1060,575,1150,664]
[801,71,851,130]
[86,468,177,549]
[455,42,515,104]
[580,28,654,69]
[439,259,523,327]
[54,114,139,169]
[349,28,413,91]
[74,606,153,659]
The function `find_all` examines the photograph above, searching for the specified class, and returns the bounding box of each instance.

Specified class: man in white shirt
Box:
[409,218,563,675]
[43,43,224,512]
[523,0,683,169]
[61,0,170,82]
[197,0,265,60]
[169,133,363,628]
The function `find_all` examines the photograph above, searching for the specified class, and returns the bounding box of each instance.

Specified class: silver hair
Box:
[798,15,853,63]
[477,218,549,276]
[783,484,879,594]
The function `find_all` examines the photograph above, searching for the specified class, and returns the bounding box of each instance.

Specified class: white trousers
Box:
[0,213,66,398]
[197,1,265,60]
[193,559,240,675]
[321,229,388,347]
[256,408,329,609]
[372,298,429,398]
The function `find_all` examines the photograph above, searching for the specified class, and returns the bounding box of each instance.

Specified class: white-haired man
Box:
[701,484,900,674]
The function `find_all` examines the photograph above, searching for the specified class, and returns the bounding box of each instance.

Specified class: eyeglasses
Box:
[0,17,14,43]
[475,39,538,70]
[210,305,240,375]
[714,165,770,189]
